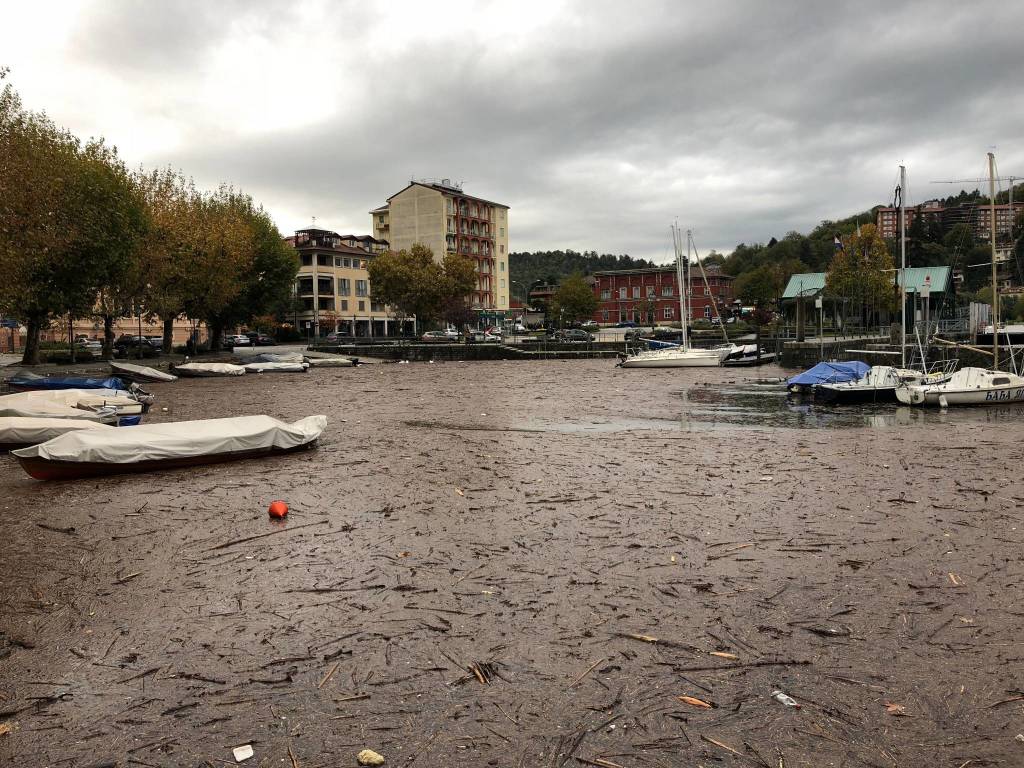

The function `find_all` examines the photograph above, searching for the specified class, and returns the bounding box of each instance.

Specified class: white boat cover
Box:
[306,356,357,367]
[110,362,178,382]
[173,362,246,376]
[243,362,309,373]
[13,414,327,464]
[0,389,143,420]
[249,353,306,363]
[0,417,113,445]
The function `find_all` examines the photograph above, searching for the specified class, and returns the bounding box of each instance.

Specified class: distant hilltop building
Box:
[371,179,510,322]
[876,199,1022,242]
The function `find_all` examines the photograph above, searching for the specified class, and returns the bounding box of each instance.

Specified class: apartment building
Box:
[371,180,510,322]
[287,226,405,337]
[591,264,734,325]
[876,199,1023,242]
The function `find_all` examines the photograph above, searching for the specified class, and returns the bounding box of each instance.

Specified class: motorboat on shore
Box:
[896,367,1024,407]
[110,361,178,383]
[170,362,246,377]
[0,417,113,451]
[13,414,327,480]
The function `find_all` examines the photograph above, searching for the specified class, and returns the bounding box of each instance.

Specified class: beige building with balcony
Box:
[287,227,406,338]
[371,180,510,321]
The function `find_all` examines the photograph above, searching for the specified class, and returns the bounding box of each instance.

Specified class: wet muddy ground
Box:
[2,359,1023,768]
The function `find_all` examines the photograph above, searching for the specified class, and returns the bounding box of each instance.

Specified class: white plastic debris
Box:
[232,744,254,762]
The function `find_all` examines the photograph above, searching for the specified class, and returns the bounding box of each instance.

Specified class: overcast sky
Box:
[3,0,1023,262]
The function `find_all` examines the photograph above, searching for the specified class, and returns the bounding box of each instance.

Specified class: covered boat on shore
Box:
[0,417,113,451]
[0,388,149,421]
[786,361,869,395]
[7,373,127,392]
[110,361,178,383]
[306,356,359,367]
[13,414,328,480]
[896,367,1024,407]
[170,362,246,377]
[243,361,309,373]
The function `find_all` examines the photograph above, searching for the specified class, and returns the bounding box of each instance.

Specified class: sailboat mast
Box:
[674,225,688,348]
[989,152,999,370]
[899,164,907,369]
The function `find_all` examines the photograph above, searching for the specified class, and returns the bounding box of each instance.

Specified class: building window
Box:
[500,279,506,288]
[632,287,640,299]
[500,262,505,272]
[356,280,368,297]
[334,257,343,267]
[300,254,312,267]
[499,245,504,254]
[500,227,505,237]
[371,301,383,312]
[704,305,711,318]
[662,285,673,297]
[340,257,349,268]
[358,300,365,312]
[618,287,626,300]
[704,286,710,295]
[602,310,609,322]
[664,306,673,319]
[378,215,385,224]
[601,289,611,300]
[340,299,348,311]
[297,276,313,295]
[646,287,656,298]
[317,254,331,266]
[339,278,350,296]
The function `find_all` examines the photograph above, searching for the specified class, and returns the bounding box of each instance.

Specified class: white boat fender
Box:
[939,394,949,409]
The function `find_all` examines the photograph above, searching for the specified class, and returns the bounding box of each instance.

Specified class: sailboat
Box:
[617,227,730,368]
[897,152,1024,407]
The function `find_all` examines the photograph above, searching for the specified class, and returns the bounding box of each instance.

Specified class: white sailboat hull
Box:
[897,367,1024,406]
[618,348,726,368]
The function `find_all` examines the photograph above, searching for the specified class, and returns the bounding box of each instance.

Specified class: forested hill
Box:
[509,250,655,294]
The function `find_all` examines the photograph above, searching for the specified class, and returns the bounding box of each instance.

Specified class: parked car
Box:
[614,321,638,328]
[227,334,252,347]
[325,332,344,343]
[113,335,159,358]
[247,332,275,345]
[553,329,595,343]
[580,320,599,331]
[75,338,103,357]
[421,331,451,343]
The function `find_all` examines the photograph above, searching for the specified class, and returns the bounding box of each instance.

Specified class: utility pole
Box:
[989,152,999,370]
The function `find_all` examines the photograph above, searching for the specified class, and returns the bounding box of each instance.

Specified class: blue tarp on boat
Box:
[8,374,127,391]
[786,361,869,388]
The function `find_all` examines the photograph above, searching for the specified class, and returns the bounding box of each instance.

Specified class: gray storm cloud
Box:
[10,0,1023,261]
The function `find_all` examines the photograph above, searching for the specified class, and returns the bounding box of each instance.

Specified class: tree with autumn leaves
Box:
[824,224,896,327]
[0,72,297,362]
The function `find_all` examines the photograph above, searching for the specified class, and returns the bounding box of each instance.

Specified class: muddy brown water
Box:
[2,360,1023,767]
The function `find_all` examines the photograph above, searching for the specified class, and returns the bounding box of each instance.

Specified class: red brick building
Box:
[591,264,734,325]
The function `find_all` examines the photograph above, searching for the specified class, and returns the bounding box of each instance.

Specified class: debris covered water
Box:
[1,359,1023,766]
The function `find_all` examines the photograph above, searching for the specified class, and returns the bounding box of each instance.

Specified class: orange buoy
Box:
[268,500,289,519]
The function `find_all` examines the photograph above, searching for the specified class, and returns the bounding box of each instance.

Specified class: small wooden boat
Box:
[170,362,246,377]
[110,361,178,383]
[13,414,327,480]
[0,417,113,451]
